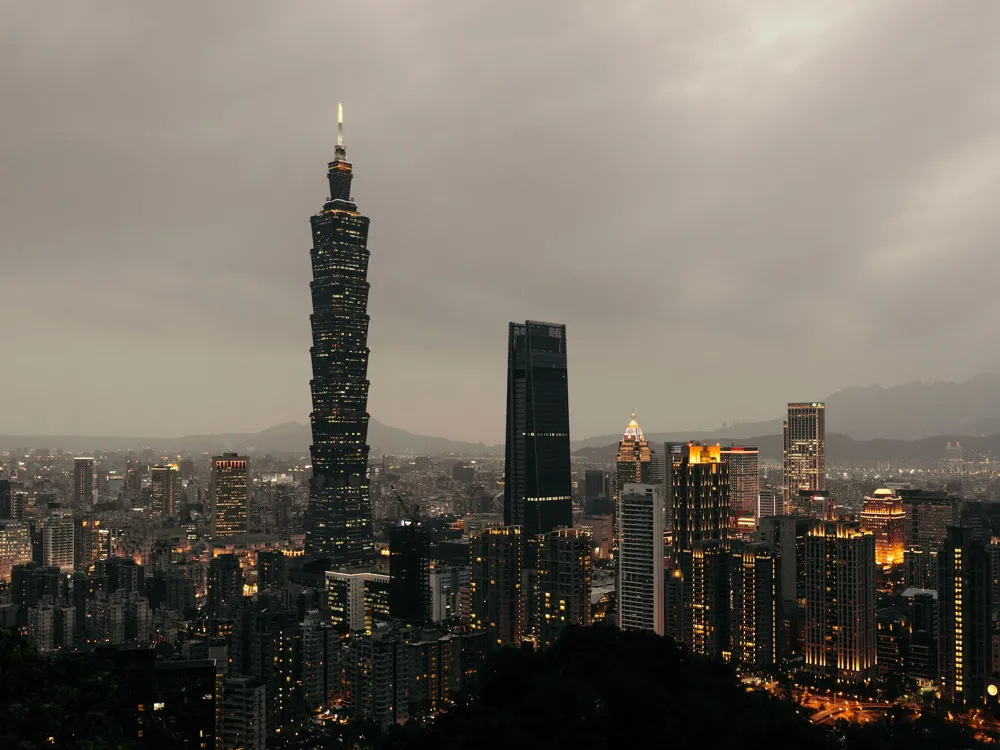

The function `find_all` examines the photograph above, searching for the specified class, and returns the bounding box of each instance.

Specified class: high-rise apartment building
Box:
[939,527,993,704]
[208,554,244,617]
[210,454,249,538]
[668,443,730,564]
[326,570,391,633]
[758,484,782,519]
[783,403,825,513]
[469,526,523,650]
[503,321,572,537]
[43,516,75,573]
[389,523,431,624]
[721,445,759,522]
[536,527,592,648]
[74,457,95,508]
[220,677,267,750]
[304,106,376,566]
[678,539,729,660]
[860,489,906,567]
[618,484,664,635]
[616,413,652,498]
[0,522,32,582]
[74,517,108,570]
[804,521,876,682]
[150,464,180,518]
[732,542,778,670]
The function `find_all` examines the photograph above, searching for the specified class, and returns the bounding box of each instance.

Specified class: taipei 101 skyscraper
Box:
[304,104,375,567]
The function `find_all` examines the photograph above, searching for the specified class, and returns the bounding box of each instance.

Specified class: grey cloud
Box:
[2,1,1000,441]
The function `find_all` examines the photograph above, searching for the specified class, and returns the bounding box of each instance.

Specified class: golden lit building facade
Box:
[783,402,825,514]
[615,413,652,500]
[804,521,876,682]
[210,454,250,539]
[668,443,729,564]
[860,489,905,567]
[0,521,32,582]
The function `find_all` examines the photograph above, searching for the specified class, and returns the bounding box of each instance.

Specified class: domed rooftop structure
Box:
[623,412,644,442]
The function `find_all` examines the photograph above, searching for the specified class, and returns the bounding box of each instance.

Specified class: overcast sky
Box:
[3,1,1000,443]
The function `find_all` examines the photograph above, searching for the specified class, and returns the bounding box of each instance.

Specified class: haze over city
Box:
[5,1,1000,442]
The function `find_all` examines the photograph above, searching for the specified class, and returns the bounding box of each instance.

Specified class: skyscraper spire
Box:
[305,105,375,566]
[337,102,344,148]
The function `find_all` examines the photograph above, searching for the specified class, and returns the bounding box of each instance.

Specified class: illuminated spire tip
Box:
[337,102,344,148]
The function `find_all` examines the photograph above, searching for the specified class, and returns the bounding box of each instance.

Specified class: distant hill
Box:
[573,374,1000,447]
[574,431,997,467]
[0,418,502,457]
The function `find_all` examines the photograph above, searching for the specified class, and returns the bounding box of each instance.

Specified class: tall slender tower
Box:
[503,321,572,538]
[305,105,376,566]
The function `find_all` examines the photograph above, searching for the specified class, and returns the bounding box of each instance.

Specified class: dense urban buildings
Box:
[503,321,572,537]
[304,106,376,566]
[210,453,250,538]
[618,484,664,635]
[860,488,906,567]
[783,402,825,513]
[804,521,876,682]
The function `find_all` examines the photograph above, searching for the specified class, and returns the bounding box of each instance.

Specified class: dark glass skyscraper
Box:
[304,106,375,566]
[503,321,572,538]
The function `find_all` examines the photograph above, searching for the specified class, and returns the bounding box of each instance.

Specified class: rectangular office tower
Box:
[150,464,179,518]
[939,527,992,704]
[210,454,249,538]
[469,527,523,650]
[74,457,95,508]
[668,443,730,565]
[783,403,825,514]
[804,521,876,682]
[503,321,572,538]
[618,484,664,635]
[304,107,376,567]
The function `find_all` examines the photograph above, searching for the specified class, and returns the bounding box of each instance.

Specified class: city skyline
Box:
[6,3,1000,442]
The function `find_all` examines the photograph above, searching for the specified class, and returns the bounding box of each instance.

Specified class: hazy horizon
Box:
[5,2,1000,443]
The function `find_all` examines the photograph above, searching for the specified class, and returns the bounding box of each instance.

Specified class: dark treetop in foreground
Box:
[378,626,984,750]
